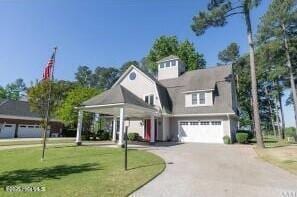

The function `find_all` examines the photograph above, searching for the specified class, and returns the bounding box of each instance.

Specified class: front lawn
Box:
[0,145,165,196]
[254,136,297,175]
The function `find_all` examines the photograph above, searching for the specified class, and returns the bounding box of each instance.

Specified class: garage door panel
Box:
[18,125,44,138]
[0,124,15,138]
[179,120,223,143]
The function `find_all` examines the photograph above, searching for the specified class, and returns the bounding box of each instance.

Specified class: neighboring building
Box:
[0,100,63,138]
[77,55,238,144]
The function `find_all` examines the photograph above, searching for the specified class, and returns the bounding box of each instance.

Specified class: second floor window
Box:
[145,94,154,106]
[191,92,206,105]
[199,92,205,104]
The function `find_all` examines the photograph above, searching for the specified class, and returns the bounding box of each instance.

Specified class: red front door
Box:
[144,119,151,141]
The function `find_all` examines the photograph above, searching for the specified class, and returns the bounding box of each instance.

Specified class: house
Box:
[76,55,238,145]
[0,99,63,138]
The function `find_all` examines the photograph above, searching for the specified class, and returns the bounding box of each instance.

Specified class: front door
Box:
[144,119,157,142]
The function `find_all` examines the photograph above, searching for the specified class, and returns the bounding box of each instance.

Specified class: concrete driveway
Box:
[132,143,297,197]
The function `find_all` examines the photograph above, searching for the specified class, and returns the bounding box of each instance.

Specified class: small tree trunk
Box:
[282,23,297,136]
[244,10,264,148]
[274,96,281,137]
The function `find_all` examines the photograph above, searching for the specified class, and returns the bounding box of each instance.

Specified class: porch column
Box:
[150,115,155,143]
[76,110,83,145]
[118,107,125,146]
[112,117,117,142]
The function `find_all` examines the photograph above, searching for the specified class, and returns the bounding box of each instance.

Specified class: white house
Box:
[76,55,239,145]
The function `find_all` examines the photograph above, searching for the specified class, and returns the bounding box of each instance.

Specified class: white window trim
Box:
[190,92,208,106]
[143,93,155,105]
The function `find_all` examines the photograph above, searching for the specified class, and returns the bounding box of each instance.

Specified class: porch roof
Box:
[78,85,158,118]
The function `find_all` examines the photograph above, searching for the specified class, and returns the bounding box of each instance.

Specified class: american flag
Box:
[42,48,57,80]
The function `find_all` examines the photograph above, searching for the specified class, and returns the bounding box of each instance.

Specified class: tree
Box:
[120,60,140,73]
[0,86,6,99]
[257,0,297,135]
[56,86,99,128]
[5,78,27,100]
[146,36,205,73]
[92,67,120,90]
[218,42,240,64]
[191,0,264,148]
[27,80,61,159]
[75,66,93,87]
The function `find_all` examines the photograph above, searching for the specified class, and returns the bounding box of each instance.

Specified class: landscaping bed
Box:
[0,146,165,196]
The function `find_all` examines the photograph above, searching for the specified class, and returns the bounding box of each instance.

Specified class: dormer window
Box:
[192,94,197,105]
[160,63,165,68]
[187,91,211,107]
[199,92,205,104]
[166,61,170,67]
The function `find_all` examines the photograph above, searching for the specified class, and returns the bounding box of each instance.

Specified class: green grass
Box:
[0,138,75,147]
[0,146,165,197]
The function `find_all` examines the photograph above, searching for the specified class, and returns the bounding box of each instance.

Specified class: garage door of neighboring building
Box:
[178,120,223,143]
[0,124,16,138]
[18,125,44,138]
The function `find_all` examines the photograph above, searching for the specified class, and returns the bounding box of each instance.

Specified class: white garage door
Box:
[18,125,44,138]
[0,124,16,138]
[178,121,223,143]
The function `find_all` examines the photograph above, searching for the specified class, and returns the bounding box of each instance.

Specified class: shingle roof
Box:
[82,85,155,110]
[0,100,41,118]
[156,55,180,63]
[159,65,236,115]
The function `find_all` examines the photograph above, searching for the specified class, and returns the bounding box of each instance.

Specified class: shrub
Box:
[127,133,140,141]
[285,127,296,138]
[223,135,231,144]
[237,130,253,140]
[96,130,110,141]
[236,133,249,144]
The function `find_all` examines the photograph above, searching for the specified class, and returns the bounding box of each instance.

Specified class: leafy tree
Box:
[27,80,61,159]
[218,42,240,64]
[56,86,99,128]
[75,66,93,87]
[146,36,205,73]
[191,0,264,148]
[0,86,6,99]
[92,67,120,90]
[120,60,140,73]
[257,0,297,135]
[5,78,27,100]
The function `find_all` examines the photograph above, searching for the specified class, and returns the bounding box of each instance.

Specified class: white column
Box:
[118,107,125,145]
[76,110,83,145]
[112,117,117,142]
[162,117,168,141]
[150,115,155,143]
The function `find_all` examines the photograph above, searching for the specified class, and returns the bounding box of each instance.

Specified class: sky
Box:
[0,0,295,127]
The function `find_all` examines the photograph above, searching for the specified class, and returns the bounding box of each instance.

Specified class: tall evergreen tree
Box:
[257,0,297,135]
[191,0,264,148]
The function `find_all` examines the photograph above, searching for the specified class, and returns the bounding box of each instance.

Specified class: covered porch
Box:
[75,85,160,145]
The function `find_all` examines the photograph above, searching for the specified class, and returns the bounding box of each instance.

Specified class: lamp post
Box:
[124,118,130,171]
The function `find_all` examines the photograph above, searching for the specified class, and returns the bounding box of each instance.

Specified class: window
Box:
[4,125,12,127]
[192,93,197,105]
[200,121,210,125]
[199,92,205,104]
[211,121,221,125]
[129,72,136,80]
[190,121,199,125]
[171,60,176,66]
[180,122,188,125]
[28,126,34,128]
[166,61,170,67]
[20,125,26,128]
[144,94,154,106]
[160,63,164,68]
[149,95,154,105]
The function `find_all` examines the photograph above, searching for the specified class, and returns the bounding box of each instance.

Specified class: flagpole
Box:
[41,47,57,160]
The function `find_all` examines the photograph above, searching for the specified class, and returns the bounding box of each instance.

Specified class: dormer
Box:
[157,55,185,80]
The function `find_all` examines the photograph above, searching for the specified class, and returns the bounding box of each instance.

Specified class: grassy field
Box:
[254,136,297,175]
[0,145,165,197]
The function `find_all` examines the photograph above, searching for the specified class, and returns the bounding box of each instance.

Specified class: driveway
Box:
[132,143,297,197]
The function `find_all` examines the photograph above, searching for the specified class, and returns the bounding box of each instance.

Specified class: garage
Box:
[178,120,223,143]
[18,125,44,138]
[0,124,16,138]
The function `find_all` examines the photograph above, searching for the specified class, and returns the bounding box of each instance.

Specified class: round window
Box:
[129,72,136,80]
